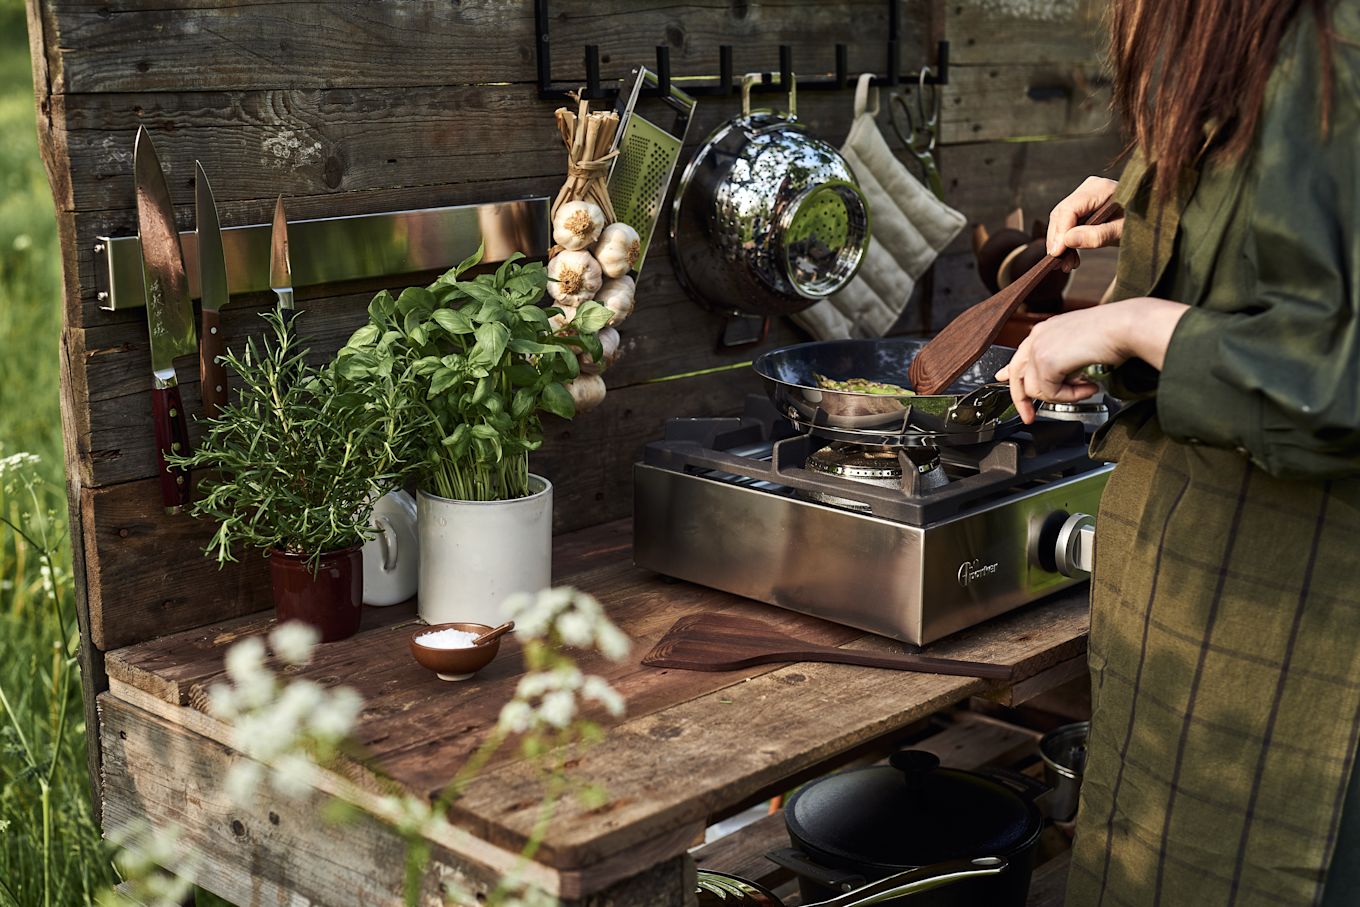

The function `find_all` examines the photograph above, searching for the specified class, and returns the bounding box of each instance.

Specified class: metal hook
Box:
[656,45,671,96]
[585,44,601,97]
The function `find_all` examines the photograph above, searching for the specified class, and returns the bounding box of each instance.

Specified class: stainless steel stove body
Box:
[634,397,1112,646]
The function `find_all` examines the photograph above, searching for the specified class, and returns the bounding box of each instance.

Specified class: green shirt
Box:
[1100,3,1360,480]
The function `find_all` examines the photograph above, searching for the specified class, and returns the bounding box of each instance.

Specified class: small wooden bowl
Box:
[409,622,502,682]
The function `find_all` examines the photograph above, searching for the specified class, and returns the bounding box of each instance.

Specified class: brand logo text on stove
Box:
[957,558,1000,587]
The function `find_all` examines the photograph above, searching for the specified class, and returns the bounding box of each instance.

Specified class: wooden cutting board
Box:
[642,613,1014,681]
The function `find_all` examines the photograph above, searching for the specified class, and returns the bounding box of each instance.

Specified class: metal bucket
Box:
[1039,721,1089,822]
[670,74,871,317]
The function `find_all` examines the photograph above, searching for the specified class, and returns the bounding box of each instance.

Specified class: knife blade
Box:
[270,194,295,320]
[194,161,229,420]
[134,126,197,514]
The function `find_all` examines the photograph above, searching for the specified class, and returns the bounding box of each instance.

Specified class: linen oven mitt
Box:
[794,73,966,340]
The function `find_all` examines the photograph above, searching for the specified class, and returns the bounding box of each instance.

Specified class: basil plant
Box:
[334,244,611,502]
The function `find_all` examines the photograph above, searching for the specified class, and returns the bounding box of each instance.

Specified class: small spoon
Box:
[908,199,1123,396]
[473,621,515,647]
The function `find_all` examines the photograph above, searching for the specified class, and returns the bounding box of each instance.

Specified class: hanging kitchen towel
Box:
[794,73,966,340]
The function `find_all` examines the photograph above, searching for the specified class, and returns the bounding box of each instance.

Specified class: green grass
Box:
[0,0,117,902]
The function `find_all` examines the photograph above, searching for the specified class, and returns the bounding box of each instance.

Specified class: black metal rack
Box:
[534,0,948,101]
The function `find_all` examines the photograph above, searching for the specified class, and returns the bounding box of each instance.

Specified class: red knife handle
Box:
[199,307,227,420]
[151,382,192,514]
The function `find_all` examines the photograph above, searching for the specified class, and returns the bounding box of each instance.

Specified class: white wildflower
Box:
[540,690,577,729]
[375,793,438,837]
[516,671,554,700]
[510,586,577,638]
[498,699,534,735]
[269,621,320,666]
[111,821,188,880]
[270,753,319,799]
[223,761,263,804]
[0,451,40,474]
[232,709,299,763]
[506,592,551,638]
[308,686,362,740]
[269,681,325,743]
[581,675,625,718]
[140,870,196,907]
[224,636,267,687]
[595,621,631,662]
[553,664,583,691]
[206,683,238,720]
[555,609,595,648]
[500,882,559,907]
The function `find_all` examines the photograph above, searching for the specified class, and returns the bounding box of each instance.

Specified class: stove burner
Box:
[805,443,904,511]
[1036,395,1110,429]
[801,443,955,511]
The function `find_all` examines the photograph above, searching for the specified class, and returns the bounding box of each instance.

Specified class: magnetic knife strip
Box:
[95,197,552,311]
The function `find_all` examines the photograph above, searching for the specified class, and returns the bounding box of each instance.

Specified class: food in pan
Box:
[814,373,917,396]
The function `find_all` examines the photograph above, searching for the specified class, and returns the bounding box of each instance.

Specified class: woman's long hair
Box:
[1110,0,1333,200]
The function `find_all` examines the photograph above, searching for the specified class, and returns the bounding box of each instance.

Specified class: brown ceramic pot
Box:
[268,544,364,642]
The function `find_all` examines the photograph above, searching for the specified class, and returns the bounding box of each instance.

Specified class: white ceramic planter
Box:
[362,490,419,606]
[416,475,552,626]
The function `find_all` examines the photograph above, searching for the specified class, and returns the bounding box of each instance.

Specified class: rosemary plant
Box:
[335,244,609,502]
[170,310,404,567]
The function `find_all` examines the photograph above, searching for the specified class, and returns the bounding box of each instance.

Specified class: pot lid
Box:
[785,751,1037,869]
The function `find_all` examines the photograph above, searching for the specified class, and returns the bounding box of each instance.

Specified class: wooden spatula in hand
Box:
[908,199,1123,396]
[641,613,1013,680]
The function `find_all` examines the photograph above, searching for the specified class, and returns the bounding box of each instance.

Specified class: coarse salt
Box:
[417,628,482,649]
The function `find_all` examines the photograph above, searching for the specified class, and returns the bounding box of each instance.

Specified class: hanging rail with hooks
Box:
[533,0,948,101]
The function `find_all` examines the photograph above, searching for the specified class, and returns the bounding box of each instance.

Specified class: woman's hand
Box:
[995,297,1189,423]
[1048,176,1123,256]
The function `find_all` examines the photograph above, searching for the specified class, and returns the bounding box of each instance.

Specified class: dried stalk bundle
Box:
[551,94,620,243]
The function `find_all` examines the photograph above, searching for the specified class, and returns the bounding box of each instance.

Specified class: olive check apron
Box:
[1065,11,1360,907]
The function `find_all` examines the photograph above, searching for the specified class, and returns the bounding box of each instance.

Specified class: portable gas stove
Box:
[633,394,1113,646]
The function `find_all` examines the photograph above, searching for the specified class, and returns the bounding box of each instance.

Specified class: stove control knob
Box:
[1054,512,1096,577]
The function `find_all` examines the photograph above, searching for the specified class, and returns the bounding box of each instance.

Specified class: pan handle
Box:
[803,857,1009,907]
[766,848,866,892]
[947,382,1016,428]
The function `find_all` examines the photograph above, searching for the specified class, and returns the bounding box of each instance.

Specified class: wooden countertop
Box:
[103,517,1090,897]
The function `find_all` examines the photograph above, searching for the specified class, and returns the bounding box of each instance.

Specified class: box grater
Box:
[607,68,696,274]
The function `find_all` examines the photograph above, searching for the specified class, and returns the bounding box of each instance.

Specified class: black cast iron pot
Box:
[771,750,1046,907]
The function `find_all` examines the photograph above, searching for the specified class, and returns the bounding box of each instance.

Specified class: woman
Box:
[994,2,1360,905]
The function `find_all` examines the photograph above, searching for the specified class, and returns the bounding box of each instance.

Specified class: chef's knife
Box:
[270,195,295,331]
[194,161,228,419]
[134,126,197,514]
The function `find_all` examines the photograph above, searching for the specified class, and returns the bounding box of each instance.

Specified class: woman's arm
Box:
[995,297,1188,424]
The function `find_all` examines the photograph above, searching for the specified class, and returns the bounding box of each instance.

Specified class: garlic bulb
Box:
[565,373,607,413]
[546,251,602,307]
[595,222,641,277]
[596,275,635,327]
[579,327,621,375]
[548,304,577,334]
[552,201,606,251]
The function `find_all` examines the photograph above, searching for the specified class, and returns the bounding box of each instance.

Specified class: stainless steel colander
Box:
[670,73,871,317]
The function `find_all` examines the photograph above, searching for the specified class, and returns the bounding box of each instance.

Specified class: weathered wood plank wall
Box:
[29,0,1118,662]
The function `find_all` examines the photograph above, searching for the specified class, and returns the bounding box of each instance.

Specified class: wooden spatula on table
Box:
[642,613,1013,680]
[908,199,1123,396]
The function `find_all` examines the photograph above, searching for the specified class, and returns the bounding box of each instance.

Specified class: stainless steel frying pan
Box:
[753,338,1019,447]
